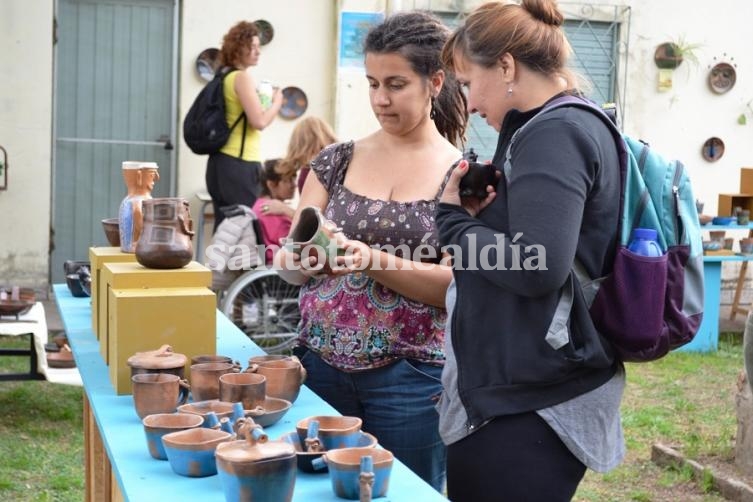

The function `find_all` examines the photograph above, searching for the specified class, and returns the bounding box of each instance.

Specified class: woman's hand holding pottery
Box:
[440,159,497,217]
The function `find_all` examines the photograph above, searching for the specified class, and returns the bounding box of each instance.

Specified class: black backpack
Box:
[183,68,246,155]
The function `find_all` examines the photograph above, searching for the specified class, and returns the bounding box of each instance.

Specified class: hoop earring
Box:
[430,96,437,120]
[507,86,513,97]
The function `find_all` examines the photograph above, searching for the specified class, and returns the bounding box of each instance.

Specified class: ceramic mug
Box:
[190,362,241,402]
[219,372,267,410]
[131,373,190,419]
[248,356,306,403]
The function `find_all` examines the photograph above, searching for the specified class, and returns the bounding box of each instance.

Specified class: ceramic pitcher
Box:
[135,197,195,269]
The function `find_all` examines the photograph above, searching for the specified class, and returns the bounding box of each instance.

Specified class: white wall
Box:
[5,0,753,296]
[622,0,753,216]
[0,0,54,291]
[178,0,338,219]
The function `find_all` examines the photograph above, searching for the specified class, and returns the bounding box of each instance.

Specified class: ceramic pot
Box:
[319,447,394,501]
[219,372,267,410]
[142,413,204,460]
[162,427,234,477]
[216,420,297,502]
[127,344,187,381]
[135,197,195,269]
[284,206,343,259]
[295,416,362,452]
[189,362,241,402]
[131,373,190,419]
[248,356,306,403]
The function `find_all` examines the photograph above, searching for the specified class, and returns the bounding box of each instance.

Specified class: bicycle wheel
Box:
[220,268,301,353]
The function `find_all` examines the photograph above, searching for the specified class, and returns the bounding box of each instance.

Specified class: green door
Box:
[52,0,176,282]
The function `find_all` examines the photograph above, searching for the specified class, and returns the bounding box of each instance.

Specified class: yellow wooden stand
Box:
[108,286,216,394]
[89,247,137,338]
[99,261,211,364]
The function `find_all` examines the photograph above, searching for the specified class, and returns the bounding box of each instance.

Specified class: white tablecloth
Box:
[0,302,81,385]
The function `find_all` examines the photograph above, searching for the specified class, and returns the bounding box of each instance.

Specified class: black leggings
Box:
[205,153,261,232]
[447,412,586,502]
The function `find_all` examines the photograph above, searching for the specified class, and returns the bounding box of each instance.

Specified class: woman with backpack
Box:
[435,1,625,500]
[206,20,283,232]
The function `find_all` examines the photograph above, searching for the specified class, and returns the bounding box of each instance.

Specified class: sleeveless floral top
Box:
[297,141,455,372]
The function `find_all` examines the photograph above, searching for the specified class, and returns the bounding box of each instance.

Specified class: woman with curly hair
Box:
[205,20,283,231]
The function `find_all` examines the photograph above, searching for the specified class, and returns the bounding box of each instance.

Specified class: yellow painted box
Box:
[89,247,137,338]
[108,286,216,395]
[100,261,212,364]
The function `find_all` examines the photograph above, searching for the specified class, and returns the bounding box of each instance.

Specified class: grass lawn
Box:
[0,332,748,501]
[0,336,84,502]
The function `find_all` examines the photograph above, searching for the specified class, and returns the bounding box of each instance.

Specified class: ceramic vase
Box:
[135,197,195,269]
[118,161,159,252]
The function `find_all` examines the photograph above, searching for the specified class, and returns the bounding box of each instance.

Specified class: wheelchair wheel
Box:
[220,268,300,354]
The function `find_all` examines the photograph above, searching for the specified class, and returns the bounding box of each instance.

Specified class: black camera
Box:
[457,149,497,199]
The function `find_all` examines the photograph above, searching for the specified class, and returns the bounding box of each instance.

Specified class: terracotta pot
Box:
[127,344,187,381]
[248,356,306,403]
[131,373,190,419]
[135,197,195,269]
[190,362,240,402]
[216,421,297,502]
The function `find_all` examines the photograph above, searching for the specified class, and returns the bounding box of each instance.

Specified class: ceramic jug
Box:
[118,161,159,252]
[135,197,195,269]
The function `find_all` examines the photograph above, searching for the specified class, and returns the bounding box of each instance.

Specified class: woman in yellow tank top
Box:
[206,20,283,232]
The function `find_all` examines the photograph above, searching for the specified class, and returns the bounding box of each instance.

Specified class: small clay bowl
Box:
[245,397,292,428]
[101,218,120,247]
[178,399,236,426]
[162,427,234,477]
[279,430,378,473]
[322,447,394,499]
[142,413,204,460]
[295,416,362,451]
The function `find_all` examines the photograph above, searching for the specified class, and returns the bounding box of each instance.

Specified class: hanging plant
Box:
[654,37,702,70]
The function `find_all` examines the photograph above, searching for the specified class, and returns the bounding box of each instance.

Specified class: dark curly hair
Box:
[363,11,468,147]
[219,21,260,68]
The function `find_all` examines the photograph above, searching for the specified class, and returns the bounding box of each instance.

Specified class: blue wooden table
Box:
[53,284,446,501]
[678,223,753,353]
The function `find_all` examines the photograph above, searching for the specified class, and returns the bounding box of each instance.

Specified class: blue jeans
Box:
[294,347,446,491]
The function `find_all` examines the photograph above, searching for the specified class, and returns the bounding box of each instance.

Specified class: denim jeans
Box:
[294,347,446,491]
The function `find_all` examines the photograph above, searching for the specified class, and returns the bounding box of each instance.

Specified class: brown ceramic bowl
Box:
[245,396,292,428]
[295,416,362,451]
[101,218,120,247]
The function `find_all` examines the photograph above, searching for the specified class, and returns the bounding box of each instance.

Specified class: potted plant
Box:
[654,37,701,70]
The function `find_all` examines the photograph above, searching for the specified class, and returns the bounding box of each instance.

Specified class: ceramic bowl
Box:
[699,214,713,225]
[0,288,36,317]
[65,273,89,298]
[162,427,234,477]
[295,416,363,453]
[322,447,394,500]
[142,413,204,460]
[178,400,236,426]
[101,218,120,247]
[279,430,378,473]
[245,396,292,428]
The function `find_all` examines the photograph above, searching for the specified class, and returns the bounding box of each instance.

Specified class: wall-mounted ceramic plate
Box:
[708,62,736,94]
[702,137,725,162]
[280,86,308,119]
[196,48,220,82]
[254,19,274,46]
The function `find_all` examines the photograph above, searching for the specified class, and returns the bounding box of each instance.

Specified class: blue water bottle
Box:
[628,228,663,256]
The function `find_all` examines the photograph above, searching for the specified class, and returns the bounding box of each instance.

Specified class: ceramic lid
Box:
[122,161,159,170]
[127,344,186,370]
[216,439,295,464]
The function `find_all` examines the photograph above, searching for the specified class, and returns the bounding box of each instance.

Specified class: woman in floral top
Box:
[274,12,467,491]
